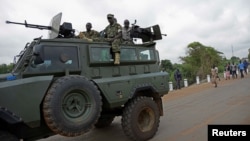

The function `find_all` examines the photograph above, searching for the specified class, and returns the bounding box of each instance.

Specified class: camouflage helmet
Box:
[107,14,114,19]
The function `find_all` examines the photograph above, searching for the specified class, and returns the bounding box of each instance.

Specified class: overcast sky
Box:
[0,0,249,64]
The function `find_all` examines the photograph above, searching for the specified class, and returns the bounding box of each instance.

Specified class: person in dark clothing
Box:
[238,60,244,78]
[225,63,231,80]
[174,69,182,89]
[243,59,249,75]
[231,62,237,79]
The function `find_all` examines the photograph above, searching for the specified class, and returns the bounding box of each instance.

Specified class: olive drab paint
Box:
[0,12,169,141]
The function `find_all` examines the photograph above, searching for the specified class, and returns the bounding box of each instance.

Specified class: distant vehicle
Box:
[0,12,169,141]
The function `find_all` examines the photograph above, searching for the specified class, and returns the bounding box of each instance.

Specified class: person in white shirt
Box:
[211,65,218,87]
[122,19,133,44]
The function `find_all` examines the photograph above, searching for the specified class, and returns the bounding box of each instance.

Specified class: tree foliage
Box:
[0,63,14,74]
[180,42,223,80]
[160,42,248,86]
[230,56,240,64]
[160,59,173,72]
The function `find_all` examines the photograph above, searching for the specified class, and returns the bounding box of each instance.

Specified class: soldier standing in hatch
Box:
[122,19,133,44]
[77,22,99,41]
[103,14,122,65]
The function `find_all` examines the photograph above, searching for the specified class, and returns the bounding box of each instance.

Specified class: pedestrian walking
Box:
[215,66,220,81]
[238,60,244,78]
[243,59,249,75]
[225,63,231,80]
[231,62,237,79]
[174,69,182,90]
[211,65,218,87]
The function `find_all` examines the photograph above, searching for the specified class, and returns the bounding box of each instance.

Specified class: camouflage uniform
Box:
[104,22,122,53]
[78,30,100,39]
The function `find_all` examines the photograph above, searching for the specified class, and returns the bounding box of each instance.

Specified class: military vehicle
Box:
[0,13,169,141]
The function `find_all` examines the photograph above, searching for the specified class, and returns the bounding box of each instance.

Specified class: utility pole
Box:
[231,45,234,57]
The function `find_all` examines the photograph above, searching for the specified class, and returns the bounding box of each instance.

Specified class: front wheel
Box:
[43,75,102,137]
[121,96,160,141]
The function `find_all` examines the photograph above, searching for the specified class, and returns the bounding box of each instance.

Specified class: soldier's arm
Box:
[114,32,122,39]
[113,24,122,39]
[94,30,100,37]
[76,32,84,39]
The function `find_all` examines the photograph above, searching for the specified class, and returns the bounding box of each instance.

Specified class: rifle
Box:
[6,20,51,30]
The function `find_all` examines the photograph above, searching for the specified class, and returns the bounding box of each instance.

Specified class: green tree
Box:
[230,56,240,63]
[0,63,14,74]
[180,41,223,81]
[160,59,173,72]
[0,64,7,74]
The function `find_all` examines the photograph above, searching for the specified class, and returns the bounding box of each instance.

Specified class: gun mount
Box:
[6,12,75,39]
[130,20,167,42]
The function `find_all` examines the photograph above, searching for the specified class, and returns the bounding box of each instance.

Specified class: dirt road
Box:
[40,75,250,141]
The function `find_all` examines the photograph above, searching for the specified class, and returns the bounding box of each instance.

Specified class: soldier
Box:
[77,22,99,41]
[103,14,122,65]
[122,19,133,44]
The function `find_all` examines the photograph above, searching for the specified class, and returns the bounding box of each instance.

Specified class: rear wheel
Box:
[43,75,102,137]
[121,96,160,141]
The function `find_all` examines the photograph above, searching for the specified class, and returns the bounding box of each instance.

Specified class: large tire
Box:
[0,130,19,141]
[121,96,160,141]
[43,75,102,137]
[95,115,115,128]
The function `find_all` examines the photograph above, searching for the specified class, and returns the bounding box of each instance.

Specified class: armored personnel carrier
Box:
[0,13,169,141]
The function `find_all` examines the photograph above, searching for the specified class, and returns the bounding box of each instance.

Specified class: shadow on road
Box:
[39,117,131,141]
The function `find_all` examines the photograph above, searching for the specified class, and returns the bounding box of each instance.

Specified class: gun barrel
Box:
[6,21,26,25]
[6,20,51,30]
